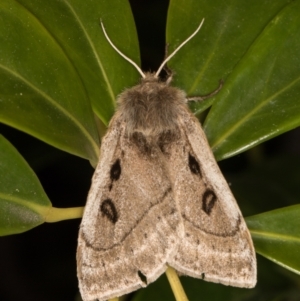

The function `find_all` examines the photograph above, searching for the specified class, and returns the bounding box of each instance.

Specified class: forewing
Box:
[167,109,256,288]
[77,117,180,301]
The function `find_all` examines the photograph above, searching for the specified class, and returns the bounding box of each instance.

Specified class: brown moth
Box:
[77,19,257,301]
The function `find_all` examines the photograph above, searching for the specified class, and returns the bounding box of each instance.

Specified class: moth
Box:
[77,19,257,301]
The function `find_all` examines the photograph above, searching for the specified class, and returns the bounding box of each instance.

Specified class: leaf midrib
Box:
[250,229,300,243]
[0,192,50,216]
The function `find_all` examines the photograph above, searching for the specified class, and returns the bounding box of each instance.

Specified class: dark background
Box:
[1,0,300,300]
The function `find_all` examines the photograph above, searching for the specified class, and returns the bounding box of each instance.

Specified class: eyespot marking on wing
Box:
[202,189,217,215]
[110,159,121,181]
[83,186,173,251]
[188,153,202,177]
[100,199,118,223]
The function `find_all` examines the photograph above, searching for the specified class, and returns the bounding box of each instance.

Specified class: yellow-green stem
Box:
[45,206,84,222]
[165,266,189,301]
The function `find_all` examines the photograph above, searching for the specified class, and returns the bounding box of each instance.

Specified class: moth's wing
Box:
[167,109,256,288]
[77,117,180,301]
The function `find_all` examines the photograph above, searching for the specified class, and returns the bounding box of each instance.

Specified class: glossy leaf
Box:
[247,205,300,275]
[204,1,300,160]
[0,1,96,163]
[0,135,51,236]
[166,0,300,160]
[15,0,140,124]
[0,135,85,235]
[0,0,140,164]
[167,0,291,98]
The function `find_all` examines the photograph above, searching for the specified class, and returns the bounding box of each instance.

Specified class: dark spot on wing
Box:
[100,199,118,223]
[110,159,121,181]
[201,273,205,280]
[188,153,201,176]
[138,270,147,284]
[82,186,173,251]
[158,130,179,153]
[202,189,217,215]
[170,208,176,215]
[131,132,152,154]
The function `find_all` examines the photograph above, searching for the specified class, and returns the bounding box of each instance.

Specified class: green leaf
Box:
[0,0,140,164]
[204,1,300,160]
[0,1,97,163]
[167,0,291,97]
[247,205,300,275]
[166,0,299,160]
[0,135,51,236]
[15,0,140,124]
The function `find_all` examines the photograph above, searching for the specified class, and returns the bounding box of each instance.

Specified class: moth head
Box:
[140,72,160,84]
[100,19,205,79]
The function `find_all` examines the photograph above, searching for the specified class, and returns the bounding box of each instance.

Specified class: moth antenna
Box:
[100,20,145,78]
[155,18,205,78]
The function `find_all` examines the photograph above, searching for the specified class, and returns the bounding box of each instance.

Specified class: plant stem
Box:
[45,206,84,222]
[165,266,189,301]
